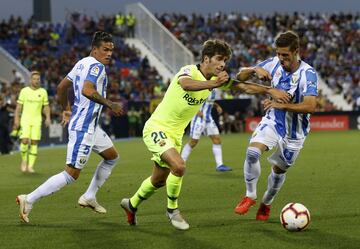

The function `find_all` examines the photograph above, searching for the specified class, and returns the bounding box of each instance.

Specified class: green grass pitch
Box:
[1,131,359,249]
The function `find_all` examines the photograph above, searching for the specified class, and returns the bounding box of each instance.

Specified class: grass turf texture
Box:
[1,131,359,249]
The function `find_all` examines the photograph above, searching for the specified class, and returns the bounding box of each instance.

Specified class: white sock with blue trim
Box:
[26,171,75,204]
[83,157,119,200]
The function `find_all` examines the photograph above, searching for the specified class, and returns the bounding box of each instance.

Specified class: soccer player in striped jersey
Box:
[16,31,124,223]
[181,89,232,172]
[120,39,290,230]
[234,31,318,221]
[13,71,51,173]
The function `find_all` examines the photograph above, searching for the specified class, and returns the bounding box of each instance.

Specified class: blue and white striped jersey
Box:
[66,56,108,134]
[257,56,318,139]
[199,89,217,122]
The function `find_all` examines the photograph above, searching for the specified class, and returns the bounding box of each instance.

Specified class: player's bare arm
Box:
[42,105,51,127]
[263,96,317,113]
[57,77,74,126]
[214,102,223,114]
[236,67,272,81]
[179,71,229,91]
[196,111,204,118]
[82,81,124,116]
[13,103,23,130]
[57,77,73,110]
[232,80,290,103]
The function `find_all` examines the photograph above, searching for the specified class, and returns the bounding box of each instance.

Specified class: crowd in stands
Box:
[0,13,166,148]
[0,11,359,152]
[157,11,359,111]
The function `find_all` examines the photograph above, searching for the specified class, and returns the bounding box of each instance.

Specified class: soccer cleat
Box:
[216,164,232,172]
[234,196,256,215]
[20,162,27,173]
[120,198,137,225]
[16,194,32,223]
[166,209,190,230]
[256,203,271,221]
[78,195,106,214]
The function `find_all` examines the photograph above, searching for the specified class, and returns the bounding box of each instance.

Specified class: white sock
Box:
[83,157,118,200]
[244,147,262,199]
[181,143,192,161]
[262,170,286,205]
[212,144,223,167]
[26,171,75,204]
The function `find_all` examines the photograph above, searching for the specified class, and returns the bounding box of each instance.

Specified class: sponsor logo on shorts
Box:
[78,157,87,165]
[183,93,206,106]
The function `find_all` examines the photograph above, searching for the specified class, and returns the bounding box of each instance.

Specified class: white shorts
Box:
[250,117,305,171]
[66,127,113,169]
[189,116,219,140]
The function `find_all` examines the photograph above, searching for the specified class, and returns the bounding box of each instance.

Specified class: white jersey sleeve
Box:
[68,57,108,134]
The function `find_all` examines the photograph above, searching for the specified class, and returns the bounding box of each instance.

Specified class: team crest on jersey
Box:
[78,157,87,165]
[158,140,166,147]
[90,65,100,76]
[291,74,299,84]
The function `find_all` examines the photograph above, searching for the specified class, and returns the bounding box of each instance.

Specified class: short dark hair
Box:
[91,31,113,48]
[201,39,232,62]
[275,31,299,52]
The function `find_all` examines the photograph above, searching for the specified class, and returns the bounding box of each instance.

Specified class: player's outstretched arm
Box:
[179,71,229,91]
[231,80,290,103]
[264,96,317,114]
[82,81,124,116]
[236,67,272,81]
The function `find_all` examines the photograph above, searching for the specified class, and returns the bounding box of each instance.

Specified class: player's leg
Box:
[209,134,232,171]
[121,129,172,225]
[16,130,91,222]
[19,138,29,172]
[121,163,168,225]
[181,138,199,161]
[257,138,303,221]
[256,165,286,221]
[206,119,231,171]
[234,142,266,214]
[235,120,278,215]
[19,124,30,172]
[162,148,189,230]
[79,128,119,213]
[27,125,41,173]
[16,165,77,223]
[181,118,203,161]
[27,140,39,173]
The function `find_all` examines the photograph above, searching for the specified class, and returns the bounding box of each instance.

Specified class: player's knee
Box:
[65,165,81,180]
[189,139,198,148]
[21,139,29,145]
[246,147,262,164]
[103,155,119,170]
[273,165,286,174]
[211,135,221,144]
[172,160,186,177]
